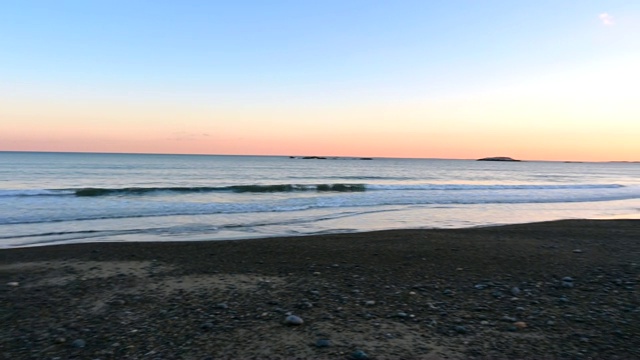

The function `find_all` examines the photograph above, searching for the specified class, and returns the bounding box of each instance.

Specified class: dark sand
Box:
[1,219,639,359]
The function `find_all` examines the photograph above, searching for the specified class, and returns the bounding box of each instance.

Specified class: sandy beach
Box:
[1,219,639,359]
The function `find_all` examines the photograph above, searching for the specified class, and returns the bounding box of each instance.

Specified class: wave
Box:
[0,183,625,198]
[366,184,625,191]
[73,183,624,196]
[296,175,412,180]
[0,189,73,197]
[3,184,638,226]
[73,184,367,196]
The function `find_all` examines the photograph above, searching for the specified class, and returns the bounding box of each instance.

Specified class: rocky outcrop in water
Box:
[477,157,521,162]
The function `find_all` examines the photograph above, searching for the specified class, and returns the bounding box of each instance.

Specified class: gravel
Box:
[1,219,638,359]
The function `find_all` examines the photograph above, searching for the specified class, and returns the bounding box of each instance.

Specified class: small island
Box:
[477,156,521,162]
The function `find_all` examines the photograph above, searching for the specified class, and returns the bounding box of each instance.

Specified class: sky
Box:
[1,1,639,161]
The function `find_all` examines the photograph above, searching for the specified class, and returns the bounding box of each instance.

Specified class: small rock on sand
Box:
[71,339,86,348]
[315,339,331,348]
[284,315,303,325]
[351,349,369,359]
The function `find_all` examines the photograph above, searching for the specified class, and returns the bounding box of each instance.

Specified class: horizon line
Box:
[1,150,637,164]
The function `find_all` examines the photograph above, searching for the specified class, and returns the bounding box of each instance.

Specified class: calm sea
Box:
[1,152,639,248]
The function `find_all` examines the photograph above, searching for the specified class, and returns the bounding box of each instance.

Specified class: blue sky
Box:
[1,1,639,159]
[4,1,635,96]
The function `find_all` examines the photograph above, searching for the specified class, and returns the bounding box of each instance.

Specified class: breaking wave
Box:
[0,183,625,198]
[73,184,367,196]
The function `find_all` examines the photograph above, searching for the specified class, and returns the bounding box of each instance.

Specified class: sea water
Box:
[1,151,639,248]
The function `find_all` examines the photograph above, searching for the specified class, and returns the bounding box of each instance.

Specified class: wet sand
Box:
[1,219,639,359]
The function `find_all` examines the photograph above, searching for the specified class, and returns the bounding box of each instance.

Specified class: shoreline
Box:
[2,219,639,359]
[5,207,640,249]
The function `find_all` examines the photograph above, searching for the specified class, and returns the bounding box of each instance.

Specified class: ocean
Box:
[1,151,639,248]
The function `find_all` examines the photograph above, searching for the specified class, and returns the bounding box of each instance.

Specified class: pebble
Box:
[297,301,313,309]
[284,315,304,325]
[351,350,369,359]
[573,249,583,253]
[200,322,215,331]
[454,325,468,334]
[511,287,521,296]
[364,300,376,306]
[561,276,574,288]
[396,312,408,318]
[315,339,331,348]
[6,282,19,287]
[474,284,487,290]
[216,302,229,309]
[514,321,527,329]
[71,339,86,348]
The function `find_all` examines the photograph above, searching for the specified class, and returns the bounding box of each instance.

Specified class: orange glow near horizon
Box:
[1,127,637,162]
[1,109,638,162]
[2,57,639,162]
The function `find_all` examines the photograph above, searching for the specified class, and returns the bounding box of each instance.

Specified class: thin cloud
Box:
[599,13,614,26]
[169,131,210,141]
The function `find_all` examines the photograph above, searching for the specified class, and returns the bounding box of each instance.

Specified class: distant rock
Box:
[290,156,374,160]
[477,157,521,162]
[302,156,327,160]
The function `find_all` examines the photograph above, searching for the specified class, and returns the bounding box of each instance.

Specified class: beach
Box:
[1,219,638,359]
